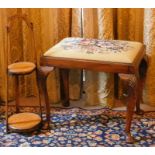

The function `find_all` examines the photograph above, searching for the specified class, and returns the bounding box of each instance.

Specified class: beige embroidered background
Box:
[0,8,155,107]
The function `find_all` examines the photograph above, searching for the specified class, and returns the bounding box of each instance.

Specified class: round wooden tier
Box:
[8,62,36,75]
[8,112,41,132]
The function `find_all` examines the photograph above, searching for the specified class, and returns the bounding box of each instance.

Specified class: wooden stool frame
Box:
[39,44,148,143]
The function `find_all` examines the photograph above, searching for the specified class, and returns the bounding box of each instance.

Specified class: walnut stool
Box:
[40,37,148,143]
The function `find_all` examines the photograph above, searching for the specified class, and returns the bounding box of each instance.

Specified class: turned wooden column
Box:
[15,75,20,113]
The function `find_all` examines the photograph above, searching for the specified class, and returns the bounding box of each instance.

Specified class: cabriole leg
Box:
[38,66,54,130]
[119,74,137,143]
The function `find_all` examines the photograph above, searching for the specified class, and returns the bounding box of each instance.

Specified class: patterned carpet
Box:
[0,107,155,147]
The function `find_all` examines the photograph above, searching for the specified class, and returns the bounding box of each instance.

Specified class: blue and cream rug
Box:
[0,107,155,147]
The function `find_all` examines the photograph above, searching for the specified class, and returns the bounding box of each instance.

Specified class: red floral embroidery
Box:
[61,38,134,54]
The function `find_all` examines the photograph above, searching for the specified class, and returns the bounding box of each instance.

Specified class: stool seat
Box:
[8,112,41,132]
[8,62,36,75]
[44,37,144,65]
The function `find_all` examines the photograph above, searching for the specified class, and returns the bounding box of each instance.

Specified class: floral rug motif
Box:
[0,107,155,147]
[61,38,134,54]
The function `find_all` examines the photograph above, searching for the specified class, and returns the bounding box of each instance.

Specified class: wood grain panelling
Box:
[0,8,82,105]
[21,9,40,97]
[0,9,22,101]
[40,8,60,103]
[0,9,7,101]
[0,9,71,102]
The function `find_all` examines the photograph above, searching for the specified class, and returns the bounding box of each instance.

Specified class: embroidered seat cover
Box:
[44,37,144,64]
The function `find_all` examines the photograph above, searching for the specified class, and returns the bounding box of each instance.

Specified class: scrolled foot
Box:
[5,129,9,134]
[42,121,50,131]
[135,109,144,115]
[126,133,135,143]
[62,100,70,107]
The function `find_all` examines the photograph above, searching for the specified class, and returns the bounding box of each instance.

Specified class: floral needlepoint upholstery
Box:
[44,37,144,64]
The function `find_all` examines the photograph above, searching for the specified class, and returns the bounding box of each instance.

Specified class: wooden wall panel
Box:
[0,9,7,101]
